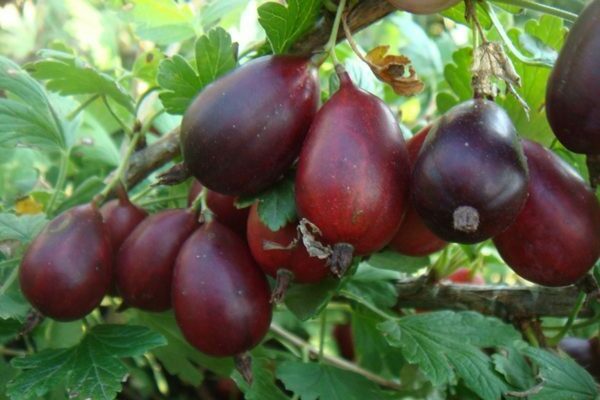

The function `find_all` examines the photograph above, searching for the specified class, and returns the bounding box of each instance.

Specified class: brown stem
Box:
[395,276,595,319]
[271,269,294,304]
[234,353,253,384]
[270,323,404,391]
[20,309,44,336]
[154,162,190,186]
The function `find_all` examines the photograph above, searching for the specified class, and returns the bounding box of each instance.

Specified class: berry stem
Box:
[548,291,587,346]
[482,1,553,68]
[322,0,347,65]
[103,95,133,136]
[98,109,165,201]
[270,323,404,391]
[66,94,100,120]
[46,149,69,216]
[318,310,328,362]
[490,0,577,23]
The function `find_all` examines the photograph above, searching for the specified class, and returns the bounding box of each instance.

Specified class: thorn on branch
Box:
[154,163,191,186]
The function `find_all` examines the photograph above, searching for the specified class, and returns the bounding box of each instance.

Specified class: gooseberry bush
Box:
[0,0,599,399]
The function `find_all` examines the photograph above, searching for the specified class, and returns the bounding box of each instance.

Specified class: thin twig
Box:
[270,323,405,391]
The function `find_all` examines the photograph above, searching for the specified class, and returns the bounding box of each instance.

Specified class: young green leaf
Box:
[158,28,237,114]
[126,0,197,45]
[276,361,386,400]
[132,50,165,86]
[7,324,166,400]
[157,55,200,114]
[237,177,296,231]
[0,56,68,151]
[26,50,134,113]
[379,311,521,400]
[0,213,47,243]
[257,178,296,231]
[522,347,599,400]
[258,0,322,54]
[195,28,238,87]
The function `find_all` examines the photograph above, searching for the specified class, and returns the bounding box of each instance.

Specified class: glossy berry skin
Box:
[493,139,600,286]
[116,209,199,311]
[100,196,147,251]
[172,221,272,357]
[390,125,447,256]
[387,0,460,14]
[188,179,249,236]
[247,203,328,283]
[546,0,600,154]
[181,56,319,196]
[295,71,410,255]
[559,337,600,381]
[411,99,528,244]
[443,267,485,285]
[19,204,112,321]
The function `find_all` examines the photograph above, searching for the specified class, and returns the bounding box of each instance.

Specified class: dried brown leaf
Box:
[364,45,425,96]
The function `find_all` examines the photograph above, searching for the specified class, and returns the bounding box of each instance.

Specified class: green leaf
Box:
[157,55,200,115]
[237,177,297,231]
[0,56,67,152]
[0,292,29,321]
[497,15,567,146]
[158,28,237,115]
[435,47,473,114]
[257,178,296,231]
[127,0,196,45]
[194,28,238,88]
[0,319,20,343]
[7,324,166,400]
[132,49,165,85]
[442,2,492,29]
[492,346,536,390]
[352,308,404,373]
[200,0,248,31]
[436,15,566,147]
[284,278,341,321]
[231,356,288,400]
[131,311,233,385]
[26,50,134,112]
[258,0,322,54]
[367,250,429,274]
[379,311,521,399]
[340,263,400,311]
[0,213,47,243]
[523,347,599,400]
[276,361,385,400]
